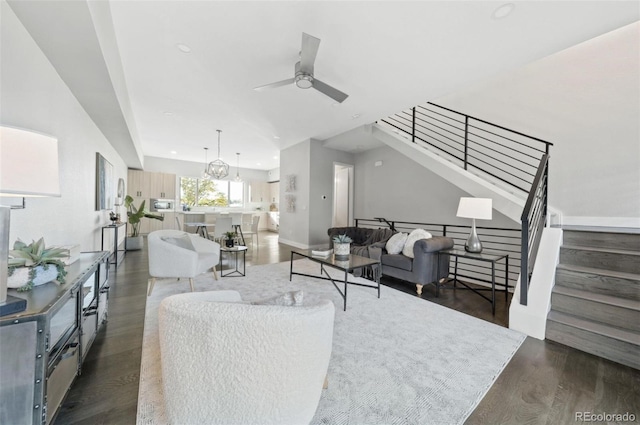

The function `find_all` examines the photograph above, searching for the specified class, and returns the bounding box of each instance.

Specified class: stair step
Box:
[563,230,640,252]
[555,264,640,301]
[546,310,640,370]
[551,286,640,332]
[560,245,640,274]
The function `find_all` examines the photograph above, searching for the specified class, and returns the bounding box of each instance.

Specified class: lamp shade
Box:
[0,126,61,197]
[456,197,492,220]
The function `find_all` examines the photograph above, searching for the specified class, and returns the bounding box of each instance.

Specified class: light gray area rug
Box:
[136,259,525,425]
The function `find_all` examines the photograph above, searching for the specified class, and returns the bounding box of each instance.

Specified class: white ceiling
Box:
[7,1,639,170]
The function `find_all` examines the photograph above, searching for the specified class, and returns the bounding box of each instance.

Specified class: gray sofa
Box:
[328,226,454,296]
[371,236,454,295]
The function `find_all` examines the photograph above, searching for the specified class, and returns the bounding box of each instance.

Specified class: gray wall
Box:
[279,139,356,248]
[353,145,517,228]
[309,142,355,246]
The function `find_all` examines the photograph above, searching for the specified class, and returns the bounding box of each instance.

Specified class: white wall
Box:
[436,22,640,228]
[1,2,128,251]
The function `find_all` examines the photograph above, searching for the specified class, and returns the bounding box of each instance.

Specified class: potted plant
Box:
[124,195,164,250]
[224,231,237,248]
[333,234,353,260]
[8,238,68,292]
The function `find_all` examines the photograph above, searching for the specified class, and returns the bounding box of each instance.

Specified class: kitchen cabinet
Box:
[249,181,269,203]
[268,181,280,204]
[127,170,176,200]
[0,252,109,425]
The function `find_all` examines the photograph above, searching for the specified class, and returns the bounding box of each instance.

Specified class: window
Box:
[179,177,244,208]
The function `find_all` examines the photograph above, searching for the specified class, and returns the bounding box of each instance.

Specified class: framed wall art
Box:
[96,153,114,210]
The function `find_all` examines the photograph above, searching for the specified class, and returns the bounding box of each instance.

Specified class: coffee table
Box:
[289,250,381,311]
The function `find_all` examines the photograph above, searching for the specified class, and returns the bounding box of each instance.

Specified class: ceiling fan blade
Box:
[312,79,349,103]
[253,78,295,91]
[299,33,320,73]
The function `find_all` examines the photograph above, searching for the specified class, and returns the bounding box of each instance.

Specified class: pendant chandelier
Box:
[235,153,242,182]
[202,147,210,180]
[206,129,229,180]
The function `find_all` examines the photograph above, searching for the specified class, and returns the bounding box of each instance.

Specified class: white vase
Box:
[7,265,58,289]
[334,242,351,260]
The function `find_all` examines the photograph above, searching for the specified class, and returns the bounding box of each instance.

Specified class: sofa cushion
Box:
[162,234,196,251]
[252,290,304,306]
[385,232,408,255]
[402,229,433,258]
[381,254,413,271]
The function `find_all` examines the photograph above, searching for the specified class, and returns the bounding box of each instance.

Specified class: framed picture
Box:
[96,153,114,210]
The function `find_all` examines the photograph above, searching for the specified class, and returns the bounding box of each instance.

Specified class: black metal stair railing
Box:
[520,154,549,306]
[377,102,554,306]
[380,102,552,194]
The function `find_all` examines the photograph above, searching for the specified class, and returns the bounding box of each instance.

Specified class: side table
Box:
[437,248,509,314]
[220,245,248,277]
[101,222,127,269]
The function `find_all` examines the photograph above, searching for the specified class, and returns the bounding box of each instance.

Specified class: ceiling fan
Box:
[254,33,349,103]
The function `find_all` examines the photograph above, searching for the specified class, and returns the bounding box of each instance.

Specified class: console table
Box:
[101,222,126,268]
[0,251,110,425]
[437,248,509,314]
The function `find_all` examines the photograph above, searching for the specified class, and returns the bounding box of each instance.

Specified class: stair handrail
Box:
[379,102,553,194]
[519,153,549,306]
[379,101,553,306]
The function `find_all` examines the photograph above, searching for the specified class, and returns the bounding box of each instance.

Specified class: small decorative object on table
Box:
[225,231,237,248]
[333,234,352,260]
[7,238,68,292]
[109,211,118,225]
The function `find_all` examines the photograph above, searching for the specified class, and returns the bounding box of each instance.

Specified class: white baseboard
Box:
[561,216,640,230]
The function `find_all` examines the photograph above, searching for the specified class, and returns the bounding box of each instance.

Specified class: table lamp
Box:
[456,197,492,253]
[0,126,61,316]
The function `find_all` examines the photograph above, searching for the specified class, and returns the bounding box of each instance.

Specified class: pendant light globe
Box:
[206,129,229,180]
[235,152,242,182]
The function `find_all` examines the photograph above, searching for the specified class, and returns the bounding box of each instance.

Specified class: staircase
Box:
[546,229,640,369]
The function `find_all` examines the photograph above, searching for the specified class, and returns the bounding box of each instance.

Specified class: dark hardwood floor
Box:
[55,231,640,424]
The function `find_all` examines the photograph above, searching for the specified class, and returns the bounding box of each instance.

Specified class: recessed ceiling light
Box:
[163,111,173,116]
[492,3,515,19]
[273,156,278,159]
[351,113,361,119]
[256,162,261,166]
[273,135,280,140]
[170,150,177,155]
[176,43,191,53]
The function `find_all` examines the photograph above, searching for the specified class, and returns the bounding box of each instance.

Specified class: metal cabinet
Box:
[0,252,110,425]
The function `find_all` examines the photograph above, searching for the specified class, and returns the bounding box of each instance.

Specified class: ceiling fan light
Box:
[295,74,313,89]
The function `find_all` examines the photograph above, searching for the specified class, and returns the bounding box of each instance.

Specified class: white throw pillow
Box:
[252,290,303,306]
[385,232,408,255]
[162,235,195,251]
[402,229,433,258]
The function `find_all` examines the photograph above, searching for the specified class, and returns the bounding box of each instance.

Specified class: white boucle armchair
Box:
[158,290,335,425]
[147,230,220,296]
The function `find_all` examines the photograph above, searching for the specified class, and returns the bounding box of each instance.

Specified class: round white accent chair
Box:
[158,290,335,425]
[147,230,220,296]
